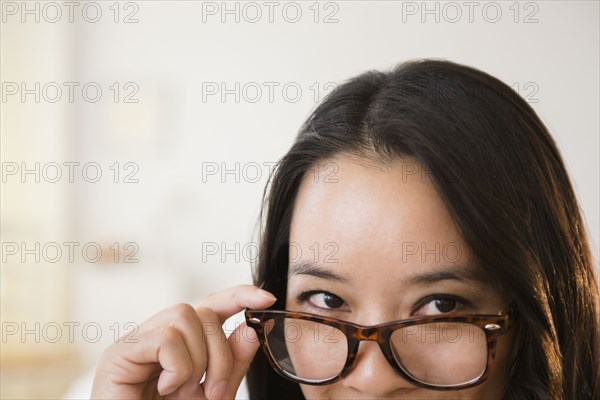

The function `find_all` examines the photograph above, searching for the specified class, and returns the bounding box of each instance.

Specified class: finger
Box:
[138,285,275,336]
[107,327,194,396]
[160,304,210,398]
[198,284,277,324]
[222,321,262,399]
[197,307,234,400]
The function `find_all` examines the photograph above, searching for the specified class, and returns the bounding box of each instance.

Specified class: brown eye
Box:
[435,298,457,313]
[307,292,346,310]
[414,296,466,316]
[323,293,344,308]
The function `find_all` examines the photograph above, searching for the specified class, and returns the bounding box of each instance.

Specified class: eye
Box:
[296,290,347,312]
[413,295,468,316]
[312,292,345,309]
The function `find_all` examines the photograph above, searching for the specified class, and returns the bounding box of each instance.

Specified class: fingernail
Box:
[157,382,176,396]
[258,290,277,301]
[208,380,227,400]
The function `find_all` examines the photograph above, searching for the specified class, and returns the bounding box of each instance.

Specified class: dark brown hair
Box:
[247,59,600,400]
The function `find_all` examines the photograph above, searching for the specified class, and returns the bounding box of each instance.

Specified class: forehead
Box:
[289,154,473,282]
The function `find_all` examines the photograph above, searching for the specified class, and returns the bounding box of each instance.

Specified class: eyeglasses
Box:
[245,305,515,390]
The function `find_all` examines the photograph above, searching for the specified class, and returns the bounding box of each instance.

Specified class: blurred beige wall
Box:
[1,1,599,398]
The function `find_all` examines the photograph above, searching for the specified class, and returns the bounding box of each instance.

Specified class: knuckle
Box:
[232,285,246,305]
[158,326,181,345]
[203,291,218,302]
[198,292,218,309]
[196,306,217,320]
[170,303,197,322]
[196,307,223,338]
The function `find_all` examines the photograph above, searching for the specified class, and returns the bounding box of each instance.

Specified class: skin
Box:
[285,153,517,399]
[91,285,278,399]
[91,152,517,400]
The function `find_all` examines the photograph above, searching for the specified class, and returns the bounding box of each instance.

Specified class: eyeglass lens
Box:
[263,317,488,386]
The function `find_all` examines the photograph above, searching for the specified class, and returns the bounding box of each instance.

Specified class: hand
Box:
[91,284,277,399]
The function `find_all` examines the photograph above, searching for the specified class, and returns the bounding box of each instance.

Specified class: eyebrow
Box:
[289,260,350,283]
[406,264,490,285]
[289,260,490,286]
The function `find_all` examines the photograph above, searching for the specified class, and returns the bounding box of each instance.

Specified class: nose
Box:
[341,340,419,397]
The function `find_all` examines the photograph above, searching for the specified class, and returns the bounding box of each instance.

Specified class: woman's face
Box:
[285,154,516,399]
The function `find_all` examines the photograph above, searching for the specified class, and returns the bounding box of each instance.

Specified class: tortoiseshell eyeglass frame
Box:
[245,303,516,391]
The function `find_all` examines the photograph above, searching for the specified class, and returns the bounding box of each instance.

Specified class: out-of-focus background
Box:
[1,1,598,398]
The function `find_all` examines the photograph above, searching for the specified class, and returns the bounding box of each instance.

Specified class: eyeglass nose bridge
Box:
[339,326,406,386]
[353,326,380,341]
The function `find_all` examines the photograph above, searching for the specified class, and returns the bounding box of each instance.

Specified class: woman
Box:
[91,59,600,399]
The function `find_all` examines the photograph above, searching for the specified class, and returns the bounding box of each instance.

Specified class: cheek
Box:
[477,326,517,396]
[448,329,516,399]
[285,324,348,381]
[299,383,335,400]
